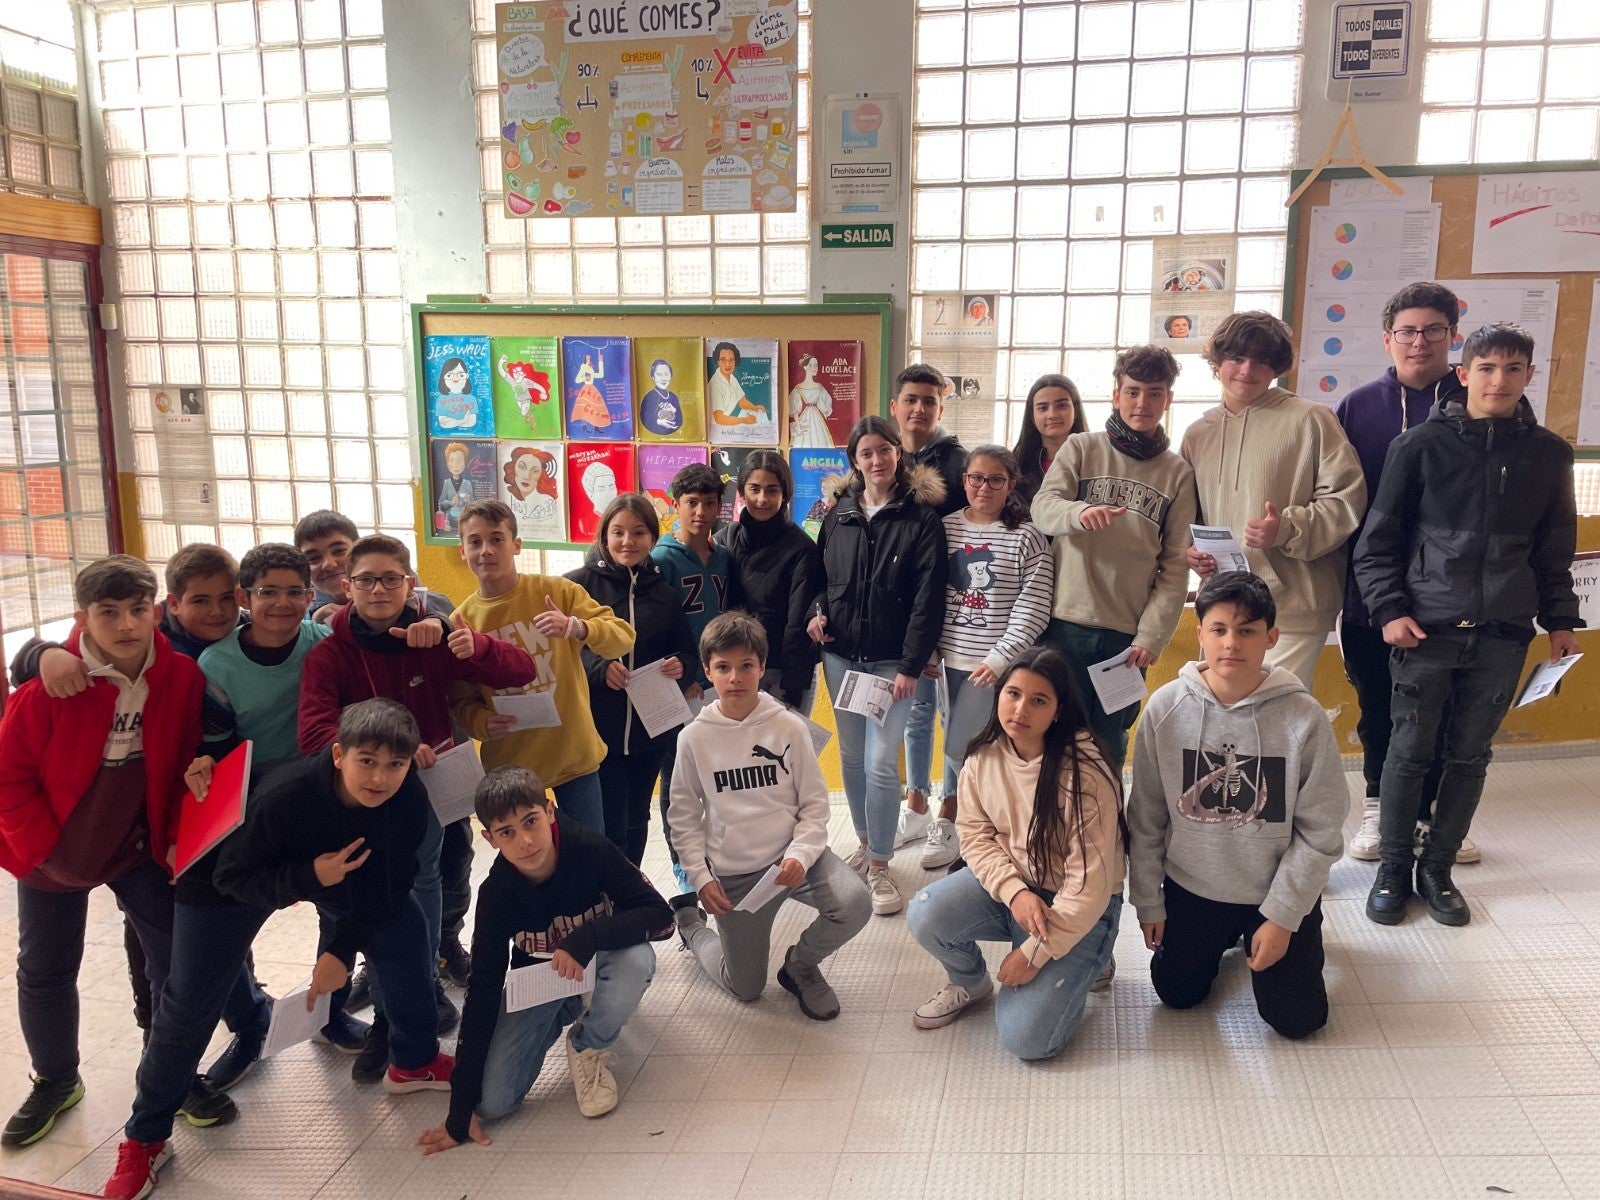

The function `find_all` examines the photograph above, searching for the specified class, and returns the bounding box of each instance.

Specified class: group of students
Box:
[0,278,1583,1200]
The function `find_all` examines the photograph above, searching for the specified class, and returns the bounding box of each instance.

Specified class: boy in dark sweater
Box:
[416,766,669,1154]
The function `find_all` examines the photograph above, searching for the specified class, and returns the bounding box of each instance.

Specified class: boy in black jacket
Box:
[417,765,670,1154]
[214,699,453,1092]
[1355,323,1583,928]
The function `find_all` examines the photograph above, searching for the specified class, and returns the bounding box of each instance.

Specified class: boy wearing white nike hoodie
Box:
[669,612,871,1021]
[1129,572,1346,1040]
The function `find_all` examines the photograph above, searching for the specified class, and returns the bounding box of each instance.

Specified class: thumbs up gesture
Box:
[1244,501,1282,549]
[532,594,586,640]
[1079,504,1127,532]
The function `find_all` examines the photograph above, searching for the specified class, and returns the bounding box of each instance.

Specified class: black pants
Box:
[1150,876,1327,1041]
[598,743,669,867]
[438,817,474,943]
[1340,619,1444,819]
[657,743,681,866]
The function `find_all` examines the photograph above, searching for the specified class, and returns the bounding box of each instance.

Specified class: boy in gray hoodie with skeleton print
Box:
[1128,572,1346,1040]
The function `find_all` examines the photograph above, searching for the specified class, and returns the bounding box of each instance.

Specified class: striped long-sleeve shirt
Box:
[938,512,1055,674]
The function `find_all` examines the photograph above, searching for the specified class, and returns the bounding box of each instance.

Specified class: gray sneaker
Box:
[844,845,869,880]
[777,946,840,1021]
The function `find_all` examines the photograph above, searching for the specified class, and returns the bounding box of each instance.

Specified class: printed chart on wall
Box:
[1580,279,1600,449]
[494,1,799,218]
[919,293,998,446]
[1150,235,1237,351]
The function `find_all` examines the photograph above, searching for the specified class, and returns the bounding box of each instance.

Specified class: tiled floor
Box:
[5,758,1600,1199]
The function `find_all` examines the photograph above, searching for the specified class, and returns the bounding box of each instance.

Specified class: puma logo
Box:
[750,743,790,776]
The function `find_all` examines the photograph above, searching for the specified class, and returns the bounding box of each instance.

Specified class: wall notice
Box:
[152,389,217,521]
[1329,2,1414,102]
[821,94,901,215]
[495,1,799,218]
[1472,170,1600,276]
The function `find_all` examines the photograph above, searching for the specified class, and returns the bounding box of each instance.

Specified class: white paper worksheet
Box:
[1088,652,1149,715]
[1516,653,1583,708]
[734,863,789,913]
[802,714,832,758]
[419,741,485,825]
[835,670,896,726]
[504,958,596,1012]
[262,984,331,1058]
[1190,525,1251,574]
[624,658,694,739]
[493,689,560,731]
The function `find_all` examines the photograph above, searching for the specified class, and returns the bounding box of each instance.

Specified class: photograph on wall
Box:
[425,335,494,439]
[790,446,848,540]
[561,335,634,441]
[785,338,861,447]
[491,336,563,440]
[704,337,779,446]
[638,443,709,539]
[498,440,566,543]
[633,336,707,443]
[431,437,496,538]
[710,445,758,522]
[566,442,636,544]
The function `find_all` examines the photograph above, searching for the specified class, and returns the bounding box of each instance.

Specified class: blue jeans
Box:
[907,867,1121,1061]
[126,900,272,1143]
[941,667,996,801]
[903,673,938,795]
[823,653,918,861]
[319,893,439,1070]
[553,770,604,834]
[477,943,656,1121]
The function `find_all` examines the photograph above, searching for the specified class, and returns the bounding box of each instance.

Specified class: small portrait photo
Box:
[180,388,206,415]
[1163,314,1195,339]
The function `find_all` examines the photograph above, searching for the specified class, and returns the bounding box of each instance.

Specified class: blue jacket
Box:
[650,534,731,687]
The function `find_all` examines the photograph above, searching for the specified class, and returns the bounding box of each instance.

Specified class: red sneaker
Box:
[382,1051,454,1094]
[103,1138,170,1200]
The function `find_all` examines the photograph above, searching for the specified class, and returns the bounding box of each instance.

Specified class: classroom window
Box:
[0,4,82,200]
[910,0,1305,445]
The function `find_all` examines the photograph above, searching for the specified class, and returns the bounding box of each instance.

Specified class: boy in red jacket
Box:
[0,556,204,1149]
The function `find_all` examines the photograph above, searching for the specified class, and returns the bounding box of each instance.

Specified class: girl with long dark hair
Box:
[905,646,1125,1060]
[1012,373,1088,500]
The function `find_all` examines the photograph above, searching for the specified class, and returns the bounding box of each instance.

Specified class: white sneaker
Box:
[920,818,959,869]
[1456,836,1481,864]
[913,978,994,1029]
[894,804,933,849]
[844,845,869,880]
[1349,798,1381,861]
[1091,957,1115,992]
[565,1031,618,1118]
[867,866,903,916]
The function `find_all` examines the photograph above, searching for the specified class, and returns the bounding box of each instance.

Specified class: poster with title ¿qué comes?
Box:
[495,1,799,219]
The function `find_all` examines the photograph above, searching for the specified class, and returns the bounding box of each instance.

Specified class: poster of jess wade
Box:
[561,336,634,441]
[424,336,494,439]
[704,338,779,447]
[566,442,636,545]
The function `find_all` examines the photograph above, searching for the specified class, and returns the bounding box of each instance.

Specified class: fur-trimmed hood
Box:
[825,462,947,509]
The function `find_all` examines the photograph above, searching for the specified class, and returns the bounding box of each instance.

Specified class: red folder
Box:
[174,741,253,878]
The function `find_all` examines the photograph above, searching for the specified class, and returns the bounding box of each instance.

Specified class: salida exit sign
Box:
[820,222,896,250]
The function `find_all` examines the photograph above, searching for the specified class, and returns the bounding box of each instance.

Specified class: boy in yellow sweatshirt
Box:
[449,500,635,831]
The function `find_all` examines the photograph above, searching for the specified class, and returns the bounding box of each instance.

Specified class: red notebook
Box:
[174,741,253,878]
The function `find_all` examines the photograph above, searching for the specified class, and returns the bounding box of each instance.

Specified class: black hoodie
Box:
[905,427,968,517]
[716,508,825,705]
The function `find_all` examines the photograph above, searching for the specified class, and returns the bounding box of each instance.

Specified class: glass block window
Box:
[909,0,1306,444]
[89,0,416,566]
[468,0,813,304]
[0,1,84,200]
[1418,0,1600,165]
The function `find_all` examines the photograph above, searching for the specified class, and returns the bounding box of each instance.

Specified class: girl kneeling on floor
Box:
[905,646,1125,1060]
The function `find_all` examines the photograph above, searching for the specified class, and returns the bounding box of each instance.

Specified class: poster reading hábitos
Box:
[495,1,800,220]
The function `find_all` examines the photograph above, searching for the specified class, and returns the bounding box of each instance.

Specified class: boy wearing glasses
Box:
[1333,283,1470,864]
[1033,345,1198,763]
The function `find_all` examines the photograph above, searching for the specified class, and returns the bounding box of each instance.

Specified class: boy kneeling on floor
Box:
[418,765,671,1153]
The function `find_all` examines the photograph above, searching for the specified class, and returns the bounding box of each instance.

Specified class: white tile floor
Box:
[4,759,1600,1199]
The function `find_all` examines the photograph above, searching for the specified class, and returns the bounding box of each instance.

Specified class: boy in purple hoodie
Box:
[1333,282,1470,864]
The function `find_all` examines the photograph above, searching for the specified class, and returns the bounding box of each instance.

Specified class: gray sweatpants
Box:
[682,849,871,1002]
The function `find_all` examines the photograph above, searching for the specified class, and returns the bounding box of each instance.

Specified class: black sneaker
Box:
[438,935,471,989]
[1416,863,1471,927]
[345,964,372,1011]
[313,1010,371,1054]
[203,1014,270,1091]
[177,1076,238,1129]
[2,1074,84,1148]
[1366,860,1413,925]
[435,981,460,1036]
[352,1014,390,1084]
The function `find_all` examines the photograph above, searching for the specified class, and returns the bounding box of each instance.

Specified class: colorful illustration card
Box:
[425,336,494,439]
[790,447,848,540]
[638,444,709,540]
[561,336,634,441]
[497,441,566,543]
[491,337,562,440]
[785,339,861,447]
[704,338,779,447]
[633,337,707,444]
[710,446,758,523]
[430,437,497,538]
[566,442,635,544]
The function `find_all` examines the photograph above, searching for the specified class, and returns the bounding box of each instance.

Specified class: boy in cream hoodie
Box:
[669,612,871,1021]
[1129,572,1346,1040]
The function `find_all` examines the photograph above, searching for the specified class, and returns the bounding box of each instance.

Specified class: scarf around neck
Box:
[1105,412,1169,461]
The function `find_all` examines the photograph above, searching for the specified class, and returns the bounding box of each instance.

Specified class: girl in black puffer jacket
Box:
[716,450,825,712]
[567,493,699,866]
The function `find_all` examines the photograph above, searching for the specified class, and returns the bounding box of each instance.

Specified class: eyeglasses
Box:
[244,586,311,602]
[1390,325,1452,344]
[349,573,407,592]
[964,472,1010,491]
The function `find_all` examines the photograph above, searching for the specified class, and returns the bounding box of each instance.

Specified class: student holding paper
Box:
[416,765,670,1154]
[810,415,947,916]
[670,613,872,1019]
[567,493,699,865]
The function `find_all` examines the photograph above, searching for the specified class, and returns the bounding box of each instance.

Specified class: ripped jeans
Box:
[1377,627,1526,868]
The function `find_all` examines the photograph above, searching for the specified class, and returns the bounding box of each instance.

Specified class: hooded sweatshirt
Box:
[651,533,732,688]
[1333,366,1464,626]
[1128,662,1346,932]
[666,692,830,889]
[1180,387,1367,635]
[904,427,968,517]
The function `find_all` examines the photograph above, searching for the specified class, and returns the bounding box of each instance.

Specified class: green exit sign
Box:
[820,222,896,250]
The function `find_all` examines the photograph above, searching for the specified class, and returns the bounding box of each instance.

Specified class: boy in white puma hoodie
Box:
[1129,572,1346,1040]
[668,612,871,1020]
